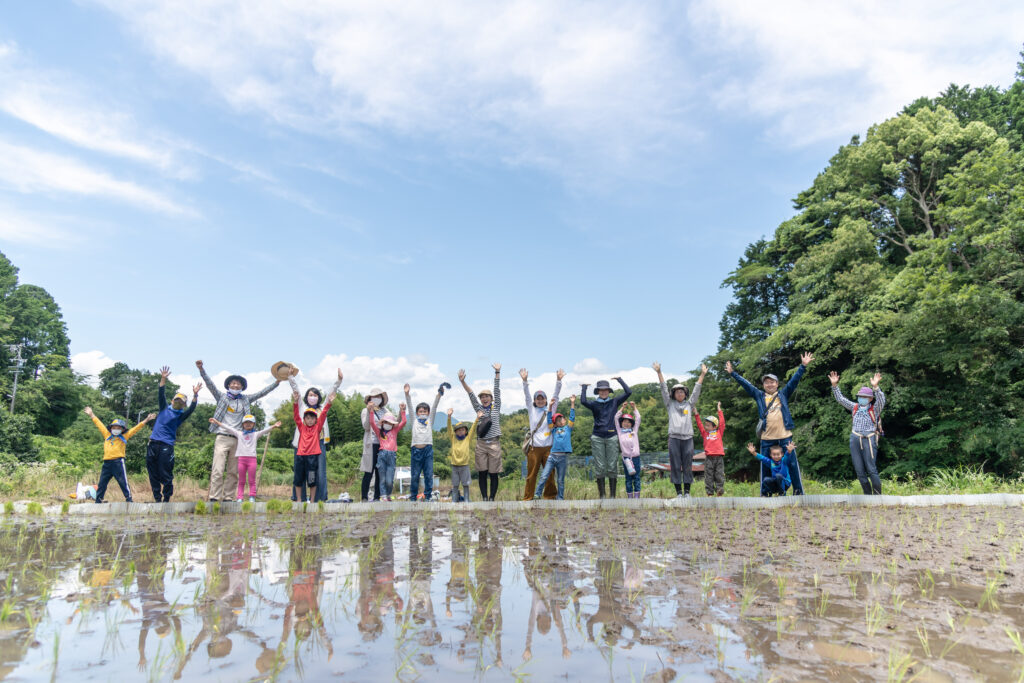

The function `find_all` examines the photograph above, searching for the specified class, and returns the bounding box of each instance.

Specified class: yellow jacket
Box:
[447,416,478,467]
[91,415,147,460]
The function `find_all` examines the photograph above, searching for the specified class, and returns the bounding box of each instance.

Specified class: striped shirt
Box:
[832,386,885,434]
[200,367,280,435]
[467,373,502,439]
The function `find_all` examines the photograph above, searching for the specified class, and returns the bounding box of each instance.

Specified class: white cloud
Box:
[573,357,606,373]
[91,0,694,181]
[0,205,85,248]
[0,139,193,215]
[71,350,118,386]
[689,0,1024,145]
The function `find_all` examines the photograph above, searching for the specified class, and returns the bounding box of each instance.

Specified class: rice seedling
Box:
[865,602,887,636]
[886,648,919,683]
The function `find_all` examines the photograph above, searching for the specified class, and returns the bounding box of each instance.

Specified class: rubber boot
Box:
[609,478,617,498]
[596,478,606,499]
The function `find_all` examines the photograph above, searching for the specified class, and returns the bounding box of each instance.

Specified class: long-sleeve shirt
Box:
[730,364,806,435]
[659,378,702,439]
[580,379,632,438]
[613,408,641,457]
[200,366,280,435]
[524,380,561,447]
[289,377,341,447]
[548,409,575,453]
[406,389,442,446]
[368,409,407,452]
[832,386,886,434]
[447,416,479,466]
[217,424,275,459]
[466,373,502,439]
[293,401,333,456]
[91,415,147,460]
[694,408,725,456]
[149,385,198,445]
[756,453,793,487]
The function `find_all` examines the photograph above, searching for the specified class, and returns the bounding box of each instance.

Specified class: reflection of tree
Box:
[586,559,639,648]
[135,531,182,673]
[357,530,403,641]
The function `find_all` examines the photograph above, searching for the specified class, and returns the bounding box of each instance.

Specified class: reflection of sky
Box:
[4,524,764,681]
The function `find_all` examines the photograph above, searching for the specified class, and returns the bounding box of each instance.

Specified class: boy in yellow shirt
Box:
[446,409,481,502]
[84,406,155,504]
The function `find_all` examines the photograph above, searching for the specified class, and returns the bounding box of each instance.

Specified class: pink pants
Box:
[237,457,257,498]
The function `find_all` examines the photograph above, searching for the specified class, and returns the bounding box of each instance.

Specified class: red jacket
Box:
[293,401,332,455]
[694,408,725,456]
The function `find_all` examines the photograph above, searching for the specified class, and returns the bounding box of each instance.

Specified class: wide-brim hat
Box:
[380,412,399,425]
[454,422,471,433]
[857,386,875,398]
[478,388,493,398]
[670,383,689,398]
[761,373,779,383]
[271,361,297,382]
[593,380,614,392]
[367,387,389,405]
[224,374,248,391]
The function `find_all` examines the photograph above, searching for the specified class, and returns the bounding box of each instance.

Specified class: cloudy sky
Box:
[2,1,1022,415]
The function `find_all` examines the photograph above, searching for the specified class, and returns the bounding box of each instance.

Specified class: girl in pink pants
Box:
[210,415,281,501]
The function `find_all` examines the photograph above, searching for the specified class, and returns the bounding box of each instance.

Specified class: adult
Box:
[829,371,885,495]
[580,377,632,499]
[726,353,812,496]
[146,366,202,502]
[197,360,281,502]
[360,388,389,501]
[520,368,564,501]
[653,362,707,498]
[459,363,503,501]
[288,369,342,502]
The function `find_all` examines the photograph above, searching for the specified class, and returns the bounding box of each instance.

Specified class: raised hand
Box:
[828,371,840,386]
[83,406,94,417]
[519,368,528,381]
[399,402,406,411]
[477,410,485,419]
[195,360,203,369]
[746,443,757,455]
[569,395,576,406]
[613,376,623,382]
[272,421,282,428]
[549,398,557,410]
[700,363,708,374]
[337,368,343,382]
[651,361,661,373]
[292,391,300,402]
[208,417,218,425]
[458,369,466,382]
[786,442,796,452]
[556,368,566,381]
[289,365,300,377]
[404,383,411,393]
[630,401,637,410]
[801,352,814,366]
[871,372,882,389]
[145,413,157,422]
[717,401,722,411]
[725,361,733,374]
[447,408,454,417]
[160,366,170,380]
[192,382,203,394]
[492,362,501,372]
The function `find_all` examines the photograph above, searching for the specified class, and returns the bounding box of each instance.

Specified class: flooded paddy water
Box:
[1,505,1023,681]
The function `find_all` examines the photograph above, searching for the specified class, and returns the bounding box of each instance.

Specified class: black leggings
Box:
[478,472,500,500]
[360,444,381,500]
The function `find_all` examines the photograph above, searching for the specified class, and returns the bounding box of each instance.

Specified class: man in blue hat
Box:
[196,360,281,502]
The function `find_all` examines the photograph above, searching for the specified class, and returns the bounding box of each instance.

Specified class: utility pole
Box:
[125,377,137,419]
[6,343,26,413]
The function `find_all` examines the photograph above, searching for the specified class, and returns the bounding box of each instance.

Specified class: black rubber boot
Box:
[489,473,499,500]
[609,478,617,498]
[596,478,606,499]
[478,472,489,500]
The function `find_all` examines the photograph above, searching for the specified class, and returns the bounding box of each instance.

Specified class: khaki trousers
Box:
[209,434,239,500]
[523,446,557,500]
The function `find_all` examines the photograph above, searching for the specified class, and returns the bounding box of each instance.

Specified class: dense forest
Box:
[2,54,1023,486]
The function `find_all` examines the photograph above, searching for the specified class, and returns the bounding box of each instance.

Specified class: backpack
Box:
[476,414,492,438]
[852,404,884,437]
[754,394,779,441]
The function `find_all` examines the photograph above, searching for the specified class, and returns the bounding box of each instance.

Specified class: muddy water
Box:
[0,507,1022,681]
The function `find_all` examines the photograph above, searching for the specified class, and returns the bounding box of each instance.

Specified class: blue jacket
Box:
[548,409,575,453]
[580,379,632,438]
[730,364,806,433]
[149,385,197,445]
[756,453,793,488]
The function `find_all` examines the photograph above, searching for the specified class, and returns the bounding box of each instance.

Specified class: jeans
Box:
[315,442,328,501]
[623,456,641,493]
[759,437,804,495]
[535,453,568,499]
[762,474,789,496]
[146,440,175,502]
[410,445,434,499]
[850,433,882,494]
[376,449,397,496]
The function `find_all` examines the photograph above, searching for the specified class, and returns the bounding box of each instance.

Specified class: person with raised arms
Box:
[520,367,564,501]
[459,363,503,501]
[652,361,707,498]
[829,370,885,495]
[580,377,632,499]
[360,387,389,501]
[146,366,202,502]
[287,368,342,503]
[196,360,281,502]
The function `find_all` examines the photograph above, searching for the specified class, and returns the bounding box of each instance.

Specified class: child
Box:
[288,369,343,502]
[458,363,503,501]
[291,369,342,502]
[829,371,885,495]
[614,402,642,499]
[209,415,282,501]
[405,382,443,502]
[695,401,726,497]
[653,362,706,498]
[368,403,407,502]
[580,377,632,499]
[83,406,155,504]
[534,396,575,500]
[746,442,795,497]
[147,366,202,502]
[446,408,481,502]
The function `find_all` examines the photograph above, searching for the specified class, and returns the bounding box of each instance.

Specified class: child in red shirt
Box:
[695,401,726,497]
[291,369,342,502]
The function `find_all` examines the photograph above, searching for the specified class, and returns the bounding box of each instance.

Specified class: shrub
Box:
[194,500,207,515]
[0,412,38,463]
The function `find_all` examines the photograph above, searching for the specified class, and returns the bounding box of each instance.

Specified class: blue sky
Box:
[2,1,1022,414]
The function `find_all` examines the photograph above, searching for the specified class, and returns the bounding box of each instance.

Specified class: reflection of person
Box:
[586,559,638,648]
[281,534,333,659]
[445,528,470,619]
[358,531,403,640]
[469,528,504,667]
[522,538,570,662]
[407,525,441,646]
[136,531,182,672]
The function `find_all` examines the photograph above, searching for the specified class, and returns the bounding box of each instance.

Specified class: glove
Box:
[438,382,452,395]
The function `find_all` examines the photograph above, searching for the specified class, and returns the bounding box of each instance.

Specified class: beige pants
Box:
[209,434,239,500]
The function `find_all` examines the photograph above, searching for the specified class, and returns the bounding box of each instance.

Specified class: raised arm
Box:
[212,419,243,439]
[694,412,708,439]
[871,372,885,415]
[86,409,110,438]
[727,360,759,399]
[614,408,624,435]
[125,416,152,441]
[404,386,414,427]
[396,407,407,431]
[158,382,168,411]
[689,364,706,405]
[717,404,724,436]
[551,371,563,407]
[430,389,442,420]
[613,377,632,407]
[566,408,575,427]
[579,384,592,409]
[247,377,281,402]
[367,409,382,439]
[196,360,221,401]
[492,363,501,412]
[293,401,303,427]
[653,362,670,407]
[182,387,200,420]
[446,413,454,441]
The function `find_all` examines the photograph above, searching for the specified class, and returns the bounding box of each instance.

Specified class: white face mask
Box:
[110,428,123,436]
[371,397,382,407]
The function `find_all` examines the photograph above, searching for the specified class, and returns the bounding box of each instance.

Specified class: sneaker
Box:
[249,497,255,503]
[684,493,691,499]
[236,498,243,502]
[676,493,684,499]
[416,493,425,501]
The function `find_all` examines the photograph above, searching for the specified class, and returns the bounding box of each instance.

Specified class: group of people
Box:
[81,355,888,504]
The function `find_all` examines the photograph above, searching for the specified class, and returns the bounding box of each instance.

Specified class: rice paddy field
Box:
[1,504,1023,681]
